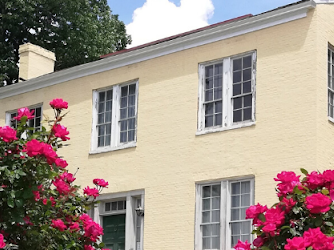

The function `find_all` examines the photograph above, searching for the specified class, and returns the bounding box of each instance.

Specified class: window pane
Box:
[212,185,220,196]
[98,114,104,124]
[232,183,240,195]
[105,135,111,146]
[231,222,241,235]
[106,101,112,111]
[111,202,117,210]
[241,194,250,206]
[241,181,250,193]
[214,76,222,88]
[128,118,136,130]
[205,65,214,78]
[215,114,222,126]
[212,210,220,222]
[98,102,105,113]
[203,186,211,198]
[233,71,241,83]
[202,211,210,223]
[231,209,240,220]
[233,58,242,71]
[106,90,113,100]
[105,203,110,211]
[214,87,222,99]
[98,125,105,136]
[120,120,127,131]
[212,197,220,209]
[120,108,127,119]
[212,237,220,249]
[243,108,252,121]
[234,97,242,109]
[233,84,241,96]
[212,224,220,236]
[105,111,112,122]
[205,90,213,102]
[203,198,210,210]
[243,69,251,81]
[205,103,214,115]
[215,63,223,75]
[129,95,136,106]
[244,95,252,107]
[206,78,213,90]
[120,132,127,143]
[129,84,136,95]
[35,107,41,116]
[243,81,251,93]
[203,238,211,249]
[243,56,252,68]
[231,196,240,208]
[121,97,128,108]
[118,200,124,210]
[242,221,251,234]
[203,225,211,237]
[99,92,105,102]
[205,115,213,127]
[121,86,128,97]
[128,130,135,142]
[98,136,104,147]
[232,236,240,248]
[128,106,135,117]
[233,110,242,123]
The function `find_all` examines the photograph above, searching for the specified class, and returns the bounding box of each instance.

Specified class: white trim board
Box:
[0,0,316,99]
[314,0,334,3]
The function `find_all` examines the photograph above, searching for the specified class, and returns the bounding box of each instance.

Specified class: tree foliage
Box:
[0,0,131,86]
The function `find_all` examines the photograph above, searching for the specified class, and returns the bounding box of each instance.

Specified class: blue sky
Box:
[107,0,298,47]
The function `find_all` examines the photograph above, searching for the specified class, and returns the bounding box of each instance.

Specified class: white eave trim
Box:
[0,0,316,99]
[314,0,334,3]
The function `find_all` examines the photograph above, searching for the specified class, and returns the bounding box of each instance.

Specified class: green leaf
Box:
[315,216,323,227]
[258,213,266,222]
[290,227,297,236]
[325,221,333,227]
[292,206,299,214]
[7,197,14,208]
[307,247,313,250]
[261,246,271,250]
[15,199,24,208]
[281,225,291,230]
[293,186,303,195]
[300,168,308,175]
[322,189,329,195]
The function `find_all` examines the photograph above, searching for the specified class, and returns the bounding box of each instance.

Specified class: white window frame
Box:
[6,103,43,131]
[328,45,334,123]
[93,190,145,250]
[195,177,254,250]
[197,51,256,135]
[90,80,139,154]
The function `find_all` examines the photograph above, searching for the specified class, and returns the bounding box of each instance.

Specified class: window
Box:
[6,105,42,133]
[195,178,254,250]
[91,81,138,153]
[93,190,144,250]
[197,52,256,134]
[328,46,334,119]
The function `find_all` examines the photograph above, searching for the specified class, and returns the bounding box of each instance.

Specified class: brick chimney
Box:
[18,43,56,81]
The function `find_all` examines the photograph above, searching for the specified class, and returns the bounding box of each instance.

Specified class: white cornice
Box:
[0,0,316,99]
[314,0,334,3]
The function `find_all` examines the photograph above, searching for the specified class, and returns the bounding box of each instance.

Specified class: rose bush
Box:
[0,99,109,250]
[235,169,334,250]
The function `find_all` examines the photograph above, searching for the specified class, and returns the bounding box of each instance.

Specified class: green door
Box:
[103,214,126,250]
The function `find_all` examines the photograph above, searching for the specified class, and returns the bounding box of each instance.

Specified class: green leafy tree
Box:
[0,98,109,249]
[0,0,131,86]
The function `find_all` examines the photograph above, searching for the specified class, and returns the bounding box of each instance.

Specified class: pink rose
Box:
[274,171,301,196]
[305,193,332,214]
[306,171,324,190]
[83,187,99,198]
[303,227,334,249]
[13,107,35,121]
[52,124,70,141]
[55,158,68,168]
[53,178,71,195]
[0,126,18,142]
[0,233,5,248]
[69,222,80,232]
[280,197,297,213]
[51,219,67,231]
[43,196,56,206]
[60,172,76,183]
[32,190,40,201]
[24,139,44,157]
[93,178,109,188]
[265,207,285,226]
[253,237,264,247]
[49,98,68,109]
[23,216,33,226]
[84,246,94,250]
[84,220,104,242]
[42,144,58,165]
[80,214,93,226]
[245,203,267,226]
[284,237,305,250]
[323,170,334,183]
[234,240,251,250]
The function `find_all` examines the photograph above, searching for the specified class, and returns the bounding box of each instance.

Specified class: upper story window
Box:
[197,51,256,134]
[6,105,42,133]
[328,46,334,120]
[91,80,138,153]
[195,178,254,250]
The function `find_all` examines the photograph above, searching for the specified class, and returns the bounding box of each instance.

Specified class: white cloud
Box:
[126,0,214,47]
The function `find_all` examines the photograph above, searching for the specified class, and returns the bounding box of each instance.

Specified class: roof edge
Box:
[0,0,316,99]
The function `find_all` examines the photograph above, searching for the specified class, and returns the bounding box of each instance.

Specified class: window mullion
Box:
[220,181,228,250]
[251,52,257,122]
[198,64,205,131]
[111,86,119,147]
[92,91,99,151]
[223,58,232,128]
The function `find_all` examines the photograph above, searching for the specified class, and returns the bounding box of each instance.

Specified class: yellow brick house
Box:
[1,0,334,249]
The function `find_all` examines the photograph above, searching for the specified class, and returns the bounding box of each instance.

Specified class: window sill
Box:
[196,121,255,136]
[328,116,334,124]
[89,142,136,155]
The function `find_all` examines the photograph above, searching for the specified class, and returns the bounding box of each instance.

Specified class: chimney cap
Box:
[19,43,56,61]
